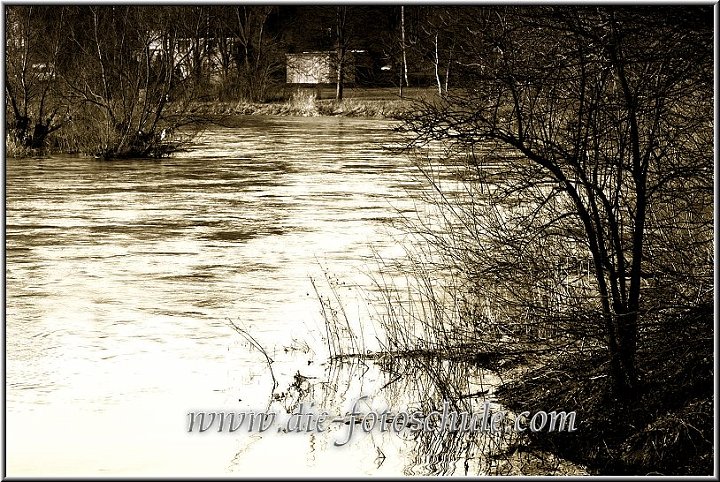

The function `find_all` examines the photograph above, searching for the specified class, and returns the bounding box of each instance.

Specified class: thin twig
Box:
[227,318,278,394]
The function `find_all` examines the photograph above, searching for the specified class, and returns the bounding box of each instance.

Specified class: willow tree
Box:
[63,6,206,158]
[5,6,69,149]
[6,6,206,157]
[405,6,713,399]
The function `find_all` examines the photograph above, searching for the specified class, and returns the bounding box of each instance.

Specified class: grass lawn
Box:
[282,85,437,102]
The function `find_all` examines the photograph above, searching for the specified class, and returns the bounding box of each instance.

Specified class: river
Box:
[5,115,548,476]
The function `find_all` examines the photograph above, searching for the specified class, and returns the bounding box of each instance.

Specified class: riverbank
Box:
[494,303,713,475]
[190,86,433,120]
[190,97,410,120]
[6,88,426,158]
[322,299,714,475]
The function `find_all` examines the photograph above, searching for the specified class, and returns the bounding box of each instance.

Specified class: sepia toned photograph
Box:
[3,3,715,477]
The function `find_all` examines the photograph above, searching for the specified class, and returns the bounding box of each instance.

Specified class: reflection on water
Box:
[6,115,579,475]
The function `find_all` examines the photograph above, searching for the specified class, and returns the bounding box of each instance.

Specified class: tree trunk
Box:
[401,6,409,89]
[335,7,346,102]
[336,52,344,101]
[616,311,638,396]
[399,70,403,98]
[434,32,442,95]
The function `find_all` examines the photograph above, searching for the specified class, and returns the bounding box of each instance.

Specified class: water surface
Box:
[6,116,560,476]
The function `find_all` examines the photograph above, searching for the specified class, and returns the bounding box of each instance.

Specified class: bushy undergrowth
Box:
[5,135,36,157]
[492,303,713,475]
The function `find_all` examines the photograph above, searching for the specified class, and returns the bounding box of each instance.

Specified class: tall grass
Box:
[5,134,36,158]
[311,143,713,474]
[313,146,601,366]
[189,91,415,120]
[310,270,363,359]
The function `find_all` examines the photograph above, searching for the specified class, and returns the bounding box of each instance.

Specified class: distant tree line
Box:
[5,5,475,156]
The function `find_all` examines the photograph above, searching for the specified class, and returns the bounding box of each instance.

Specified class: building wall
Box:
[286,52,358,84]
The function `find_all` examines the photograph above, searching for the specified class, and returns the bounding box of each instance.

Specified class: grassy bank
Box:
[190,86,432,120]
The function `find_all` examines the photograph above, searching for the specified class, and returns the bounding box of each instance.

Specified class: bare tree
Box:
[405,6,713,399]
[334,6,348,101]
[62,6,202,157]
[401,6,409,93]
[173,6,213,89]
[417,7,459,96]
[226,5,281,102]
